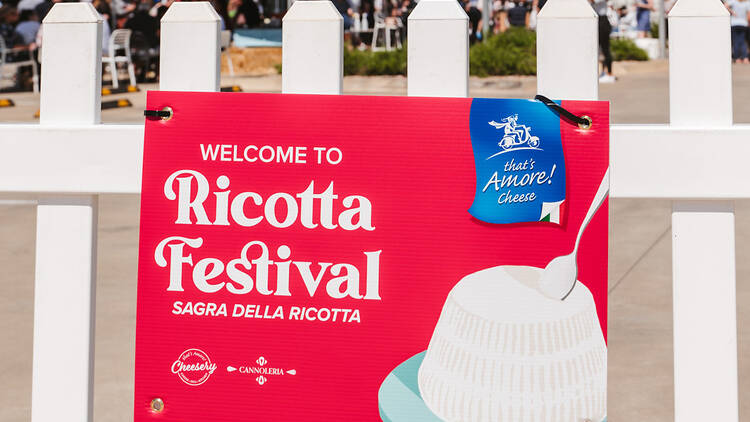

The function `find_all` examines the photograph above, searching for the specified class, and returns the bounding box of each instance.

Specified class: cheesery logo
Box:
[488,114,541,157]
[171,348,217,386]
[226,356,296,385]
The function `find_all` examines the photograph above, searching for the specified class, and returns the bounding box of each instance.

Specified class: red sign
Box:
[135,93,609,421]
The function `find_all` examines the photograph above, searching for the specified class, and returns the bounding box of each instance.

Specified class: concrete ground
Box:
[2,60,750,421]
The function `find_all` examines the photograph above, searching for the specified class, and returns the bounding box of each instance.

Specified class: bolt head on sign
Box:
[135,93,610,421]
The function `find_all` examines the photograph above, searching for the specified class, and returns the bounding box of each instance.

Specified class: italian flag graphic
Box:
[540,200,565,223]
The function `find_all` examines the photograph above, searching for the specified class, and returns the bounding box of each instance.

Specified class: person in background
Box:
[27,0,61,51]
[16,0,44,14]
[592,0,614,83]
[613,5,635,34]
[112,0,137,27]
[226,0,260,29]
[528,0,547,30]
[33,0,58,22]
[146,0,173,23]
[332,0,354,30]
[635,0,653,38]
[0,6,25,50]
[491,0,507,34]
[726,0,750,63]
[125,0,159,47]
[360,0,375,28]
[14,9,39,46]
[397,0,414,27]
[93,0,112,24]
[0,5,24,89]
[507,0,529,28]
[0,4,36,89]
[210,0,229,30]
[462,0,483,43]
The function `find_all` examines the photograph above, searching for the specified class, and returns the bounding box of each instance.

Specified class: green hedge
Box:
[338,29,647,76]
[611,38,649,61]
[650,22,659,39]
[344,47,407,76]
[343,28,537,77]
[469,28,537,76]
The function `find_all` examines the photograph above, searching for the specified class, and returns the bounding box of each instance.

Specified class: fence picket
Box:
[39,3,102,124]
[536,0,598,100]
[160,2,221,92]
[282,1,343,95]
[32,4,102,422]
[407,0,469,97]
[669,1,738,421]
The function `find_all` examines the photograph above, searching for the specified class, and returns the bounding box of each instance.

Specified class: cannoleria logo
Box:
[228,356,296,385]
[171,348,217,386]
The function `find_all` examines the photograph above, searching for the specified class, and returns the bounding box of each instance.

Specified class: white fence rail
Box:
[0,0,748,421]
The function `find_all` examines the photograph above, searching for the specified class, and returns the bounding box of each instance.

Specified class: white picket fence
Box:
[0,0,747,420]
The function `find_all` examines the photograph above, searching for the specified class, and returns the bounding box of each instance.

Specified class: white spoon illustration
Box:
[539,168,610,300]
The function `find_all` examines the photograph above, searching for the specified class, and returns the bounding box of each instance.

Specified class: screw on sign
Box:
[149,398,164,413]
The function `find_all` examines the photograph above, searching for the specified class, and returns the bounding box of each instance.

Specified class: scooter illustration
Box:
[489,115,540,150]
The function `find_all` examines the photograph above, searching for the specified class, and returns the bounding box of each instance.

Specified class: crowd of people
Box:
[0,0,658,88]
[1,0,750,90]
[333,0,662,40]
[335,0,663,82]
[0,0,275,88]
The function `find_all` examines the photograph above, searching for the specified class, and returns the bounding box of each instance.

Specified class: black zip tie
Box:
[534,95,592,130]
[144,107,173,120]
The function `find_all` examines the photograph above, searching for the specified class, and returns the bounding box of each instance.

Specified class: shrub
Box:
[650,22,659,39]
[343,28,537,77]
[344,47,407,76]
[611,38,649,61]
[469,28,537,77]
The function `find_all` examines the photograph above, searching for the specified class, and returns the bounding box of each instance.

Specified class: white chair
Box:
[220,30,234,77]
[0,37,39,93]
[102,29,136,89]
[371,15,402,52]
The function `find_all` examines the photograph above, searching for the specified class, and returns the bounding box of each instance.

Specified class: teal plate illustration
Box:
[378,352,440,422]
[378,352,607,422]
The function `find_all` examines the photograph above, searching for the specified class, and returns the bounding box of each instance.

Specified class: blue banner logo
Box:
[468,99,566,224]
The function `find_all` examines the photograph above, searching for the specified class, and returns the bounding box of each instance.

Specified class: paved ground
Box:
[2,60,750,421]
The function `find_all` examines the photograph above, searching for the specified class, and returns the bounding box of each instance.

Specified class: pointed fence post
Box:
[536,0,598,100]
[39,4,102,124]
[668,1,737,421]
[32,4,102,422]
[282,1,343,95]
[407,0,469,97]
[160,2,221,91]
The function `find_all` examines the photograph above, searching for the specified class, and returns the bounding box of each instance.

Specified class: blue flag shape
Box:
[468,98,566,224]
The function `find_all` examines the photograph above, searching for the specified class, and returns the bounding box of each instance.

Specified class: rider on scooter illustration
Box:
[489,114,540,150]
